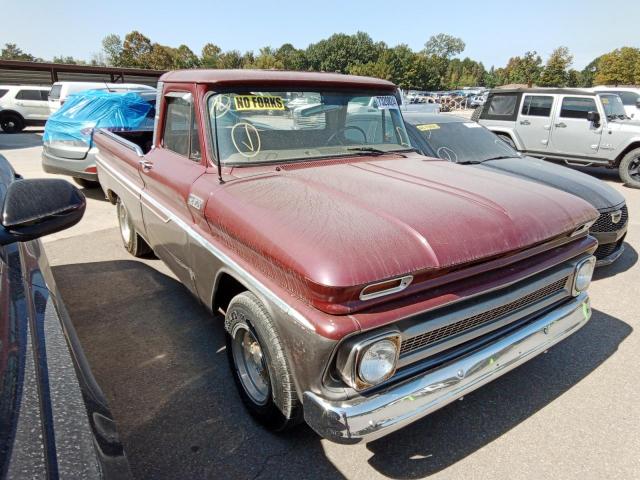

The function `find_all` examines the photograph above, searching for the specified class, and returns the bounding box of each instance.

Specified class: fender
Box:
[485,126,523,150]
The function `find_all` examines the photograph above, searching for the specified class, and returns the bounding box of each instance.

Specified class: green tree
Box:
[218,50,243,69]
[422,34,465,59]
[52,55,85,65]
[250,46,283,69]
[275,43,308,70]
[1,43,36,61]
[120,31,153,68]
[172,45,200,69]
[102,34,123,66]
[306,32,384,73]
[594,47,640,85]
[504,51,542,87]
[201,43,222,68]
[539,46,573,87]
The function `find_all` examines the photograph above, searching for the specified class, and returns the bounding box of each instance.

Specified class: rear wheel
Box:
[619,148,640,189]
[225,291,302,431]
[116,197,151,257]
[0,113,25,133]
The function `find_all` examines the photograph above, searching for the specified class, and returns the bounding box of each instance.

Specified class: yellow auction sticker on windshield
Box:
[234,95,285,111]
[416,124,440,131]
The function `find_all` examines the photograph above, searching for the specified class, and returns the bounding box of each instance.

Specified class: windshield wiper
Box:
[346,147,411,158]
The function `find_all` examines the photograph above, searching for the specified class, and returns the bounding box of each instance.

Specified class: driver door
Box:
[549,95,603,157]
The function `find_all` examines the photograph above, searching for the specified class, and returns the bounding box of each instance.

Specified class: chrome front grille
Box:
[591,205,628,233]
[399,277,569,356]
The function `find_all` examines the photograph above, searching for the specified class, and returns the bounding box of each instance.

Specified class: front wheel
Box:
[0,113,25,133]
[619,148,640,189]
[225,291,302,431]
[116,197,151,257]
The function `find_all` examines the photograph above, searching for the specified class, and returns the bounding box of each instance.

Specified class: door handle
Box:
[139,160,153,171]
[519,120,531,125]
[554,122,567,128]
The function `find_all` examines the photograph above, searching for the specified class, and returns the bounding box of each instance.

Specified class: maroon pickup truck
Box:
[95,70,599,444]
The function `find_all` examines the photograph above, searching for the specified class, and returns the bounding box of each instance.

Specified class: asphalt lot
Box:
[2,128,639,479]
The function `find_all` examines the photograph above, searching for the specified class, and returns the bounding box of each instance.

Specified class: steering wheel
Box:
[325,125,368,146]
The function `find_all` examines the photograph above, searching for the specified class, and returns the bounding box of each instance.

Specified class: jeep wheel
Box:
[619,148,640,189]
[225,291,302,431]
[116,197,152,257]
[0,113,25,133]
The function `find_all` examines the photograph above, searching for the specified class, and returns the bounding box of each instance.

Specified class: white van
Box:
[48,81,155,113]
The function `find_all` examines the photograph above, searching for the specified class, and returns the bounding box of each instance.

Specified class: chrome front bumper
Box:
[304,293,591,444]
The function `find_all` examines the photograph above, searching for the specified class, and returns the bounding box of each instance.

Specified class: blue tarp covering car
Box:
[43,89,155,149]
[41,89,155,184]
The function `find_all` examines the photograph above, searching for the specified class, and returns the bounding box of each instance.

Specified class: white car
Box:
[591,86,640,118]
[48,81,155,113]
[0,85,51,133]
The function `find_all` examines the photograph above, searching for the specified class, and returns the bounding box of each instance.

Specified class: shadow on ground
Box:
[52,259,631,480]
[593,242,638,280]
[0,130,44,149]
[52,260,344,480]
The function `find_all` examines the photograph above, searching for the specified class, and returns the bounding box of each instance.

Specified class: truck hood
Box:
[208,155,598,313]
[477,156,625,211]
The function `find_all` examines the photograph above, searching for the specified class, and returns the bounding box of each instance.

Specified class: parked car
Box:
[0,154,131,478]
[477,88,640,188]
[95,70,598,445]
[0,85,51,133]
[48,81,155,114]
[591,86,640,119]
[404,112,628,265]
[42,90,155,186]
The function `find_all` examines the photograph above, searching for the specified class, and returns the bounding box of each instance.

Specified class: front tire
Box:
[0,113,25,133]
[619,148,640,189]
[116,197,151,257]
[225,291,302,431]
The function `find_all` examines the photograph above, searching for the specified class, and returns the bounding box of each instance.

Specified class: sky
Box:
[2,0,638,70]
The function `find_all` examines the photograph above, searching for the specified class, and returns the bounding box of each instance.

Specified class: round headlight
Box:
[358,339,398,386]
[574,257,595,293]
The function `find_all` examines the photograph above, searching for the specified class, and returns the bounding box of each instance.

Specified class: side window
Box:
[487,95,518,117]
[521,95,553,117]
[560,97,597,119]
[39,90,50,101]
[162,93,201,161]
[15,90,43,101]
[0,89,8,99]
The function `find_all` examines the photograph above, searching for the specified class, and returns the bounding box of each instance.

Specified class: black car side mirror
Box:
[0,178,86,245]
[587,111,600,125]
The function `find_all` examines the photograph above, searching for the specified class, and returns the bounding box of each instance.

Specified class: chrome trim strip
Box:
[95,154,139,198]
[304,293,591,444]
[359,275,413,301]
[96,156,315,331]
[95,128,144,157]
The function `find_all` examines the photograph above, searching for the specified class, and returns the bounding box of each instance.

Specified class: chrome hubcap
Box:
[118,202,131,244]
[231,325,269,405]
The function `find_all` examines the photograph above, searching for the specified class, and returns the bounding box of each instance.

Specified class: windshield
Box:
[207,90,411,165]
[412,121,518,163]
[599,94,627,119]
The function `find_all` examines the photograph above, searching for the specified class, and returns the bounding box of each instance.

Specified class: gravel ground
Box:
[2,129,638,480]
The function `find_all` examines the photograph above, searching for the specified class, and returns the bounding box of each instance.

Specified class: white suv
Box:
[0,85,51,133]
[477,88,640,188]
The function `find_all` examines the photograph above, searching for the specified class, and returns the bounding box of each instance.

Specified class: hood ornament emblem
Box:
[611,210,622,224]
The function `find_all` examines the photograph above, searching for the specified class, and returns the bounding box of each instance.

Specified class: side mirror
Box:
[586,111,600,125]
[635,98,640,109]
[0,178,86,246]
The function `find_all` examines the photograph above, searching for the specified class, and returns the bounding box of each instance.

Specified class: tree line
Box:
[2,32,639,90]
